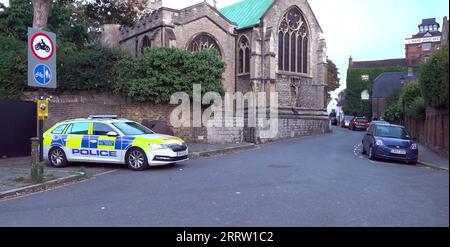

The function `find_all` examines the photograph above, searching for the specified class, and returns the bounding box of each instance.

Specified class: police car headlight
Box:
[149,143,169,150]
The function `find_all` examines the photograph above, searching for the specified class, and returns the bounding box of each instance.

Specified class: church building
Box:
[110,0,329,143]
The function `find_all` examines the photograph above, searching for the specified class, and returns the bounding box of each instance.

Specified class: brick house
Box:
[405,18,443,66]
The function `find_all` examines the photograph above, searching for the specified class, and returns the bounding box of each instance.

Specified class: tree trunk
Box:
[32,0,52,29]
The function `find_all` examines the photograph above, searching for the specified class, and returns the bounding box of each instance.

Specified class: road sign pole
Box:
[38,88,44,162]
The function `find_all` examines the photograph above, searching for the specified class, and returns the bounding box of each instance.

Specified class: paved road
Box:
[0,127,448,226]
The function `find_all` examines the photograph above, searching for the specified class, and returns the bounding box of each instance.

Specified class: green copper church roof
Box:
[219,0,274,29]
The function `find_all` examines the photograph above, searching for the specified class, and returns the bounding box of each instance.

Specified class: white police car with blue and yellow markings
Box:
[43,115,189,171]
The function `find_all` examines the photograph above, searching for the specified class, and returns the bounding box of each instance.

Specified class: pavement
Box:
[0,142,255,199]
[417,144,449,171]
[0,127,447,227]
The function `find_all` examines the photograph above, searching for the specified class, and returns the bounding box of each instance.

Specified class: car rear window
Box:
[356,118,367,122]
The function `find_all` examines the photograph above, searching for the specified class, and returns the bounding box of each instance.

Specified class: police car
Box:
[43,115,189,171]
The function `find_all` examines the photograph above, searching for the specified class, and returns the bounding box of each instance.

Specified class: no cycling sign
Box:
[28,28,57,88]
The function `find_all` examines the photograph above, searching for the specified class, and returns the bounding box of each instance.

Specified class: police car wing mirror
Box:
[107,131,118,137]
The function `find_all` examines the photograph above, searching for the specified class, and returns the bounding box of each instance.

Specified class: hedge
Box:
[114,47,225,103]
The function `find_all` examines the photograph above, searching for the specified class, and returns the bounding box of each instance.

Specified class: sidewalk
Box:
[418,144,449,171]
[0,156,114,200]
[188,142,257,158]
[0,142,256,199]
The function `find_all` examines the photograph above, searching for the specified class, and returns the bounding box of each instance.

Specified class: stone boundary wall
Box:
[21,91,328,144]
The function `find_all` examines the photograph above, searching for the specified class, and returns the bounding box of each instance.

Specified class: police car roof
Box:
[61,117,132,123]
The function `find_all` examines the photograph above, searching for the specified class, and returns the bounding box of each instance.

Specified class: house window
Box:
[278,7,309,74]
[187,33,222,57]
[238,36,250,74]
[422,43,432,51]
[141,35,151,54]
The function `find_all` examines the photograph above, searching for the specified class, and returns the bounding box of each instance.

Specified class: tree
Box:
[1,0,89,47]
[48,1,90,47]
[84,0,138,27]
[0,35,27,99]
[0,0,33,41]
[32,0,53,29]
[419,45,449,109]
[326,58,341,97]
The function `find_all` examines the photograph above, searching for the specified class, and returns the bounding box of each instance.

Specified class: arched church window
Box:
[238,36,250,74]
[187,33,222,57]
[278,7,309,74]
[141,35,151,54]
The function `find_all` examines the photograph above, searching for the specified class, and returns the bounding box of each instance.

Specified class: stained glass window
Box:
[141,35,151,54]
[188,33,221,57]
[238,36,250,74]
[278,7,309,74]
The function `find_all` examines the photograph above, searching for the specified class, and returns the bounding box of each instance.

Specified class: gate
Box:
[0,100,37,158]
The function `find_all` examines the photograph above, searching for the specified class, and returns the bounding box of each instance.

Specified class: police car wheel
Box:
[126,148,149,171]
[49,148,68,167]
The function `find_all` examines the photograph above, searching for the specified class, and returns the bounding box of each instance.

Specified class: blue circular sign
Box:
[33,64,52,85]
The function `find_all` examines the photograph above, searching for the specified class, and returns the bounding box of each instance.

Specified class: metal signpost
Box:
[28,28,57,162]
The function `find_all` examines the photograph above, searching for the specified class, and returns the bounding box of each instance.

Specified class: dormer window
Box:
[420,26,424,32]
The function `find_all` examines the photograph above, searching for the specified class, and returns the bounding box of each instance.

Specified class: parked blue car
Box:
[362,123,418,164]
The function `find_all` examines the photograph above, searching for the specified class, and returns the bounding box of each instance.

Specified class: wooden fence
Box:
[405,107,449,156]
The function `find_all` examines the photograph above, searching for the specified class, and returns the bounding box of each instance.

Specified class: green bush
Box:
[419,45,449,109]
[384,101,401,123]
[115,48,225,103]
[58,46,123,92]
[400,81,425,120]
[409,96,426,120]
[0,34,27,99]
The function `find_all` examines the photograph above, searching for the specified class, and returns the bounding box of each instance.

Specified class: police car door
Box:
[64,122,91,162]
[91,122,121,163]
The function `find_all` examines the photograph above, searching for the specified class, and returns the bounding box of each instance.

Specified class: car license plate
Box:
[177,150,188,157]
[391,149,406,155]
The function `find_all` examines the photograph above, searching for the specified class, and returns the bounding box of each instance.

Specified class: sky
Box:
[2,0,449,97]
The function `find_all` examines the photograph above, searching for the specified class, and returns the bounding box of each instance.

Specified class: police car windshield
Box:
[112,122,154,135]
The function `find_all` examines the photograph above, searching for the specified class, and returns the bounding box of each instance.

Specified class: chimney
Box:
[348,55,353,68]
